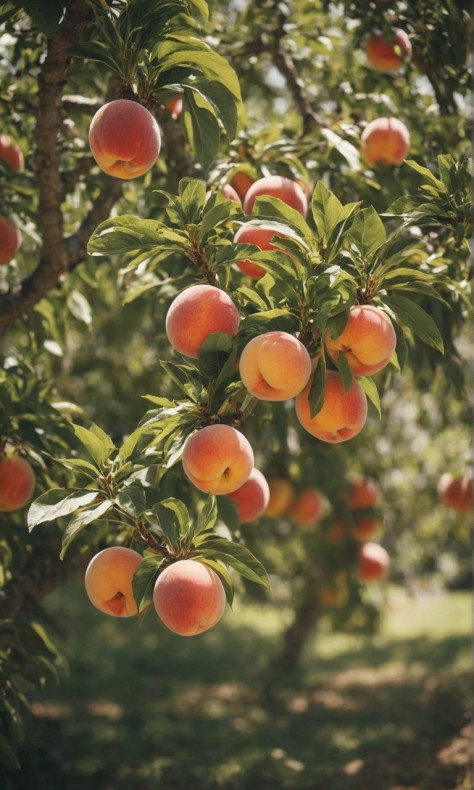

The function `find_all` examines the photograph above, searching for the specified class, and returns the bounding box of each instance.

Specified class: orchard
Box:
[0,1,471,788]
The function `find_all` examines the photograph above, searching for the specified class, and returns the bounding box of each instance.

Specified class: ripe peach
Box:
[233,224,287,278]
[365,29,412,72]
[84,546,142,617]
[89,99,161,179]
[360,117,410,167]
[289,487,327,526]
[165,284,240,358]
[325,305,396,376]
[357,542,390,581]
[0,456,35,512]
[239,331,312,400]
[227,467,270,523]
[348,476,379,509]
[229,170,255,201]
[153,559,226,636]
[437,471,473,513]
[221,183,241,202]
[295,370,368,443]
[243,175,308,217]
[0,216,21,265]
[182,423,254,495]
[166,96,183,118]
[265,477,296,517]
[352,516,383,542]
[0,134,24,171]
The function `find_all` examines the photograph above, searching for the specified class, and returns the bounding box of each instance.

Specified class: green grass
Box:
[14,583,472,790]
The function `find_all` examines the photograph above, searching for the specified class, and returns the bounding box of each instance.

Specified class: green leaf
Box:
[198,332,234,379]
[311,181,358,243]
[405,160,446,192]
[194,495,218,537]
[60,499,113,559]
[384,295,444,353]
[335,351,353,391]
[357,376,381,418]
[132,555,164,613]
[194,537,270,588]
[154,498,191,550]
[195,557,234,605]
[308,355,326,418]
[183,78,239,142]
[18,0,64,37]
[115,481,147,518]
[28,489,100,530]
[348,206,387,258]
[182,90,221,170]
[321,127,361,171]
[240,308,300,334]
[72,423,116,469]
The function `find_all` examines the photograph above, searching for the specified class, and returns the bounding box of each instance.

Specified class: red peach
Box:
[365,29,412,72]
[243,175,308,216]
[265,477,296,517]
[357,542,390,581]
[360,117,410,167]
[84,546,142,617]
[0,456,35,512]
[295,370,368,443]
[352,516,383,542]
[325,305,397,376]
[437,471,473,513]
[166,96,183,118]
[348,475,379,509]
[239,331,312,400]
[0,216,21,265]
[89,99,161,179]
[0,134,24,171]
[289,487,327,526]
[221,183,241,202]
[182,423,254,495]
[165,284,240,358]
[234,224,288,279]
[229,170,255,201]
[227,467,270,523]
[153,559,226,636]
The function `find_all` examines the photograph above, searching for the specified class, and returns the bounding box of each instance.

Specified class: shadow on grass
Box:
[14,581,472,790]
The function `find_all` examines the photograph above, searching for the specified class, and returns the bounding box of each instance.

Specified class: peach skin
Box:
[233,224,286,279]
[357,542,390,581]
[295,370,368,443]
[182,423,254,495]
[0,456,35,511]
[289,487,327,526]
[227,467,270,523]
[437,471,473,513]
[89,99,161,179]
[325,305,397,376]
[347,475,379,509]
[365,29,412,72]
[165,284,240,358]
[265,477,296,517]
[153,559,226,636]
[84,546,142,617]
[243,175,308,217]
[0,216,21,265]
[360,117,410,167]
[0,134,24,171]
[239,331,312,400]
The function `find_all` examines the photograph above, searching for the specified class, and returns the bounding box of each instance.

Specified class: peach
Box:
[265,477,296,517]
[360,117,410,167]
[0,134,24,171]
[437,471,473,513]
[227,467,270,523]
[182,423,254,495]
[233,224,286,279]
[357,542,390,581]
[229,170,255,201]
[84,546,142,617]
[366,29,412,73]
[153,559,226,636]
[0,456,35,511]
[165,284,240,358]
[295,370,368,443]
[243,175,308,216]
[289,487,327,526]
[325,305,396,376]
[239,331,312,400]
[166,96,183,118]
[221,183,241,202]
[348,475,379,509]
[328,519,346,544]
[352,516,383,542]
[0,216,21,265]
[89,99,161,179]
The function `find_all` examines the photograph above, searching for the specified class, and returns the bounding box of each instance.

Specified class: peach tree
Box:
[0,0,471,780]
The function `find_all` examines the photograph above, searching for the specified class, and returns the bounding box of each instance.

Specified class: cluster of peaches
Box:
[0,135,24,266]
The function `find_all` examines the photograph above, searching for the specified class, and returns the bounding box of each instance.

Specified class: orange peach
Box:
[437,471,473,513]
[229,170,255,201]
[360,117,410,167]
[84,546,142,617]
[0,456,35,511]
[365,29,412,72]
[182,423,254,495]
[227,467,270,523]
[166,96,183,118]
[325,305,397,376]
[0,216,21,265]
[0,134,24,171]
[239,331,312,400]
[357,542,390,581]
[221,183,241,202]
[348,475,379,509]
[153,559,226,636]
[265,477,296,517]
[243,175,308,216]
[165,284,240,358]
[233,224,287,278]
[295,370,368,443]
[289,487,327,526]
[89,99,161,179]
[352,516,383,542]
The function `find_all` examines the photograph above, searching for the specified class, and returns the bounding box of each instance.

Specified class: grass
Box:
[13,582,472,790]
